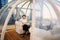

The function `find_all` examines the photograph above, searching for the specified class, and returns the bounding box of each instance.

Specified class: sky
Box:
[8,0,12,2]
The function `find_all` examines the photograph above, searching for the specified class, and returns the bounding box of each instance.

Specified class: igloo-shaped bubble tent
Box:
[0,0,60,40]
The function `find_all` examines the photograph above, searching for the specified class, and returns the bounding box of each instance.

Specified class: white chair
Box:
[15,21,24,34]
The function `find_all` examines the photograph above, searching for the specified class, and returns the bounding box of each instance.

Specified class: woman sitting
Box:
[19,15,30,36]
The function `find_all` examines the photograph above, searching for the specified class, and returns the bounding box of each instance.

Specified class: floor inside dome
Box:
[4,30,30,40]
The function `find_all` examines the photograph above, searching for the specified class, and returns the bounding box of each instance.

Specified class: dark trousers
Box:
[22,24,30,36]
[23,24,30,32]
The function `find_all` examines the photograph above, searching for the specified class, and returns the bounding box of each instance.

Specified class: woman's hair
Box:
[22,15,26,17]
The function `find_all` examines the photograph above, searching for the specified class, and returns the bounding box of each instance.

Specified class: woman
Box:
[19,15,30,36]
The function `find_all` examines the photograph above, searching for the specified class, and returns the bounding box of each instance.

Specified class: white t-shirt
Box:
[19,18,27,24]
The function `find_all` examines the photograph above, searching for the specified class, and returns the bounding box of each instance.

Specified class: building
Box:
[0,0,15,25]
[0,0,8,9]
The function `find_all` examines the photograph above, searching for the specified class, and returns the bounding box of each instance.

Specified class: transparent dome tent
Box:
[0,0,60,40]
